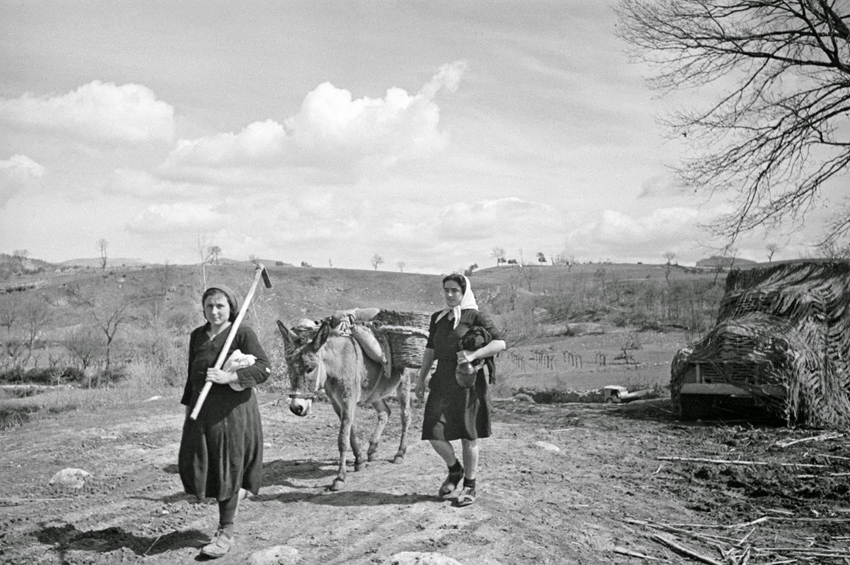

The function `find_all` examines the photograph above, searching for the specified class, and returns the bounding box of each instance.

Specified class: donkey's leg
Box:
[367,399,390,462]
[392,368,412,464]
[327,389,351,491]
[350,413,367,472]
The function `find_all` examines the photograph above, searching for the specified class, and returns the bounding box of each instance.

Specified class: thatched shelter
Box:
[671,261,850,428]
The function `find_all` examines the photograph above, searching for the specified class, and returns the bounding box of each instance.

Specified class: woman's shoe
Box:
[455,485,477,507]
[438,466,464,498]
[200,528,234,559]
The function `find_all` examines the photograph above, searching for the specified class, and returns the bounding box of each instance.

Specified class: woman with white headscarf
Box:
[415,274,506,507]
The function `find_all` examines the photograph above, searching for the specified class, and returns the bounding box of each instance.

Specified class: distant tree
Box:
[207,245,222,265]
[12,249,28,269]
[0,297,21,368]
[65,326,101,372]
[300,261,312,268]
[766,242,781,263]
[97,239,109,270]
[371,254,384,270]
[491,247,506,267]
[536,252,547,265]
[194,233,213,289]
[519,262,539,291]
[663,251,676,282]
[66,284,141,378]
[396,261,406,273]
[507,259,518,265]
[20,296,51,366]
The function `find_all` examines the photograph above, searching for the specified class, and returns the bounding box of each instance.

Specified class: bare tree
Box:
[491,247,506,267]
[396,261,406,273]
[20,296,51,366]
[65,327,102,372]
[617,0,850,247]
[371,254,384,271]
[97,238,109,270]
[536,252,547,265]
[194,233,213,289]
[66,284,141,378]
[12,249,28,269]
[0,297,21,368]
[766,242,781,262]
[207,245,222,265]
[663,251,676,282]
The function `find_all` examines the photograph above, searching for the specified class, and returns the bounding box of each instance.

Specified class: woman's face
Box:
[204,293,231,328]
[443,280,463,307]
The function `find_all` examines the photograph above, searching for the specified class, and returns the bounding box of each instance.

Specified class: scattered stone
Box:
[144,395,162,402]
[49,468,91,489]
[389,552,465,565]
[513,393,534,403]
[248,544,300,565]
[534,441,560,453]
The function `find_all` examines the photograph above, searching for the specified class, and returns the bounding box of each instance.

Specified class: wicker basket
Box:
[370,310,430,369]
[373,310,431,329]
[378,325,428,369]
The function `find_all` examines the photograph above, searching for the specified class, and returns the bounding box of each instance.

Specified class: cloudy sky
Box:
[0,1,829,273]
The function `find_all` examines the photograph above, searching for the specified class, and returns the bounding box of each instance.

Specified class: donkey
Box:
[276,319,413,491]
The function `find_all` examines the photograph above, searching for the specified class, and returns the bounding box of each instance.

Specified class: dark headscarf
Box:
[202,284,240,322]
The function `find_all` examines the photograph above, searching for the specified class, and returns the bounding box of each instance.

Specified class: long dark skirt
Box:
[178,390,263,501]
[422,364,491,441]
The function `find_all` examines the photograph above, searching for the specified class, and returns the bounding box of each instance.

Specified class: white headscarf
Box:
[436,275,478,329]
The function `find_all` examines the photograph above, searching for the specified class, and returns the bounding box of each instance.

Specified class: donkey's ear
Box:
[311,322,331,351]
[277,320,296,347]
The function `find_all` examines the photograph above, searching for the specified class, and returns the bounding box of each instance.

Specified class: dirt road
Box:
[1,392,849,564]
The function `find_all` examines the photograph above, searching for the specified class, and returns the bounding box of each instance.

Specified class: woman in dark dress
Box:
[178,285,271,559]
[415,274,506,507]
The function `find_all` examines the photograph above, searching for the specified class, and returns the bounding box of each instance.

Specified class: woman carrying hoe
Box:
[178,285,271,559]
[415,274,507,507]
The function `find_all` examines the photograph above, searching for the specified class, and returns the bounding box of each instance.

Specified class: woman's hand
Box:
[414,370,427,401]
[206,368,237,385]
[457,349,477,364]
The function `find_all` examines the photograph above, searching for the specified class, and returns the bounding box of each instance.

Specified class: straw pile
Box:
[672,260,850,428]
[372,310,430,369]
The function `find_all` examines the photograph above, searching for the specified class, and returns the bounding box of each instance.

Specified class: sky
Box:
[0,1,834,274]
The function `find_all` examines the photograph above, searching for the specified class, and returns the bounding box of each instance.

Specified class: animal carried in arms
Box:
[277,308,428,491]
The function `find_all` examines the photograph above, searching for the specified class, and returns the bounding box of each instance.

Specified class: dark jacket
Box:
[459,325,497,384]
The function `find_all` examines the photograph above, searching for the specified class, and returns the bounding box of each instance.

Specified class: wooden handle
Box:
[189,266,266,420]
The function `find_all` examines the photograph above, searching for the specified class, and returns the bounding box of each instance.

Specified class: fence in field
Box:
[505,348,627,372]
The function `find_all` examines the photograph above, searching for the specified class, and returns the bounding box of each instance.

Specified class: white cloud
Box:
[567,207,705,261]
[0,154,44,206]
[159,61,467,184]
[127,203,225,234]
[104,169,218,199]
[0,81,174,145]
[419,60,468,98]
[436,197,562,241]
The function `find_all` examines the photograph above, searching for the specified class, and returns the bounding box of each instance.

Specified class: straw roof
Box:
[672,261,850,428]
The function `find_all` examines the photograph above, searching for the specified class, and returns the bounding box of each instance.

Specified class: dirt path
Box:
[1,392,849,564]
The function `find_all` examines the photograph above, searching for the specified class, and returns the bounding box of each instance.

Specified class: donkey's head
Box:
[276,320,331,417]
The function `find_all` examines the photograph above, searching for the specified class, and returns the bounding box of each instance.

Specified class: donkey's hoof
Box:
[392,454,405,464]
[329,478,346,491]
[354,461,368,472]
